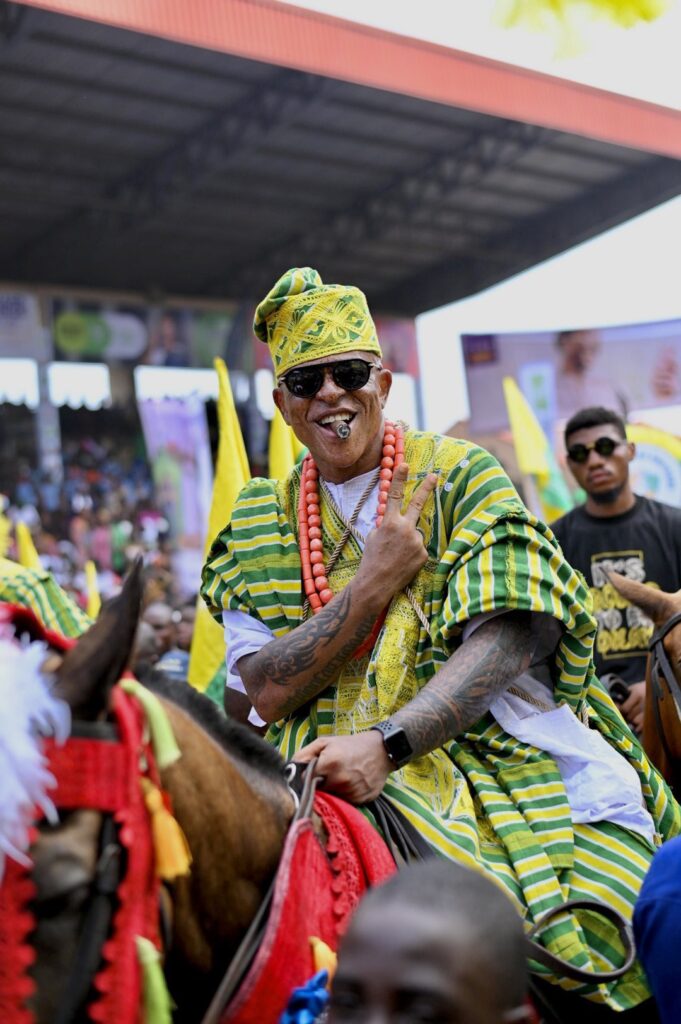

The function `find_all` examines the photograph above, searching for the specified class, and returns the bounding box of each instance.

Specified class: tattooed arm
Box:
[238,464,438,724]
[294,609,534,803]
[390,609,534,757]
[238,583,384,723]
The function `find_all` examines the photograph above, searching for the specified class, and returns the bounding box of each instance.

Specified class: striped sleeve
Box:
[437,447,595,642]
[200,476,304,636]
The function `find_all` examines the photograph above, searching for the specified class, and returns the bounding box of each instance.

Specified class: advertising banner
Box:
[0,293,49,360]
[462,319,681,437]
[628,424,681,508]
[50,298,256,370]
[137,396,213,597]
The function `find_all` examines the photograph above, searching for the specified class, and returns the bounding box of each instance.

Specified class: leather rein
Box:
[648,609,681,780]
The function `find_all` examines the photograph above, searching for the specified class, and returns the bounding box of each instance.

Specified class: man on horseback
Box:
[201,268,679,1016]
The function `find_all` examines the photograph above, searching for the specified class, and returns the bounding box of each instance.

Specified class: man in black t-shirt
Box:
[552,406,681,734]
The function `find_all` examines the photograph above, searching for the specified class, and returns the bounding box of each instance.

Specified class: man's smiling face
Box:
[273,349,392,483]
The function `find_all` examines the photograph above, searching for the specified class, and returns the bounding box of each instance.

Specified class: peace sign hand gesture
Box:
[356,463,438,608]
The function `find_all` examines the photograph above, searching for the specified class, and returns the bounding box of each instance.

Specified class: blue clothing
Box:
[156,647,190,681]
[279,970,328,1024]
[633,836,681,1023]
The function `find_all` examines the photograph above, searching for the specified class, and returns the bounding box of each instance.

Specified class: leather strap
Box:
[649,610,681,648]
[365,795,637,986]
[525,898,636,984]
[70,720,119,741]
[649,613,681,792]
[200,760,321,1024]
[363,795,435,865]
[52,815,122,1024]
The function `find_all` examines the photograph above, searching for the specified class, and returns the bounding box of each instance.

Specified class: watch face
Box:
[384,725,412,767]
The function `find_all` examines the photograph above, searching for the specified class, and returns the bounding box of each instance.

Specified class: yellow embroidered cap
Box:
[253,267,382,378]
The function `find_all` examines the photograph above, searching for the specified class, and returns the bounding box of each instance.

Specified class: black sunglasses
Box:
[279,358,380,399]
[567,436,623,464]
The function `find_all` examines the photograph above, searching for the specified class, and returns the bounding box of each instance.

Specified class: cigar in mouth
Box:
[335,421,351,440]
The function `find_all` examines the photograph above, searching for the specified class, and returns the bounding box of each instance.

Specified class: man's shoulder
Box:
[406,427,472,451]
[406,428,503,472]
[636,494,681,524]
[234,475,292,507]
[634,496,681,552]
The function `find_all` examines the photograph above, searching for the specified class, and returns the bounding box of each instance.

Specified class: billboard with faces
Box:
[462,319,681,439]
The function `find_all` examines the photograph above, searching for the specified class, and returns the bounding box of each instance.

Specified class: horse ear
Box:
[56,559,144,720]
[607,570,674,626]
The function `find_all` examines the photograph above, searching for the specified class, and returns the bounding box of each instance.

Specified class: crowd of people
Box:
[3,432,181,611]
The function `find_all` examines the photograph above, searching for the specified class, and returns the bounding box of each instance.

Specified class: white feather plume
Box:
[0,628,71,881]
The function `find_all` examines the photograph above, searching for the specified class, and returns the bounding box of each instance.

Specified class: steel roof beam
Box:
[0,1,33,47]
[212,119,550,297]
[2,67,328,274]
[373,155,681,315]
[94,69,328,231]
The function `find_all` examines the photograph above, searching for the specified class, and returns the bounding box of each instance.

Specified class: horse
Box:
[608,571,681,793]
[0,564,652,1024]
[0,562,393,1024]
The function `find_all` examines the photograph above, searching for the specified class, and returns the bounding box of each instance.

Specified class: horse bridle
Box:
[50,817,122,1024]
[44,722,126,1024]
[3,689,166,1024]
[648,609,681,782]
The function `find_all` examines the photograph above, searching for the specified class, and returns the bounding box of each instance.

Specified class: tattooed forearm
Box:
[392,611,534,759]
[239,586,379,721]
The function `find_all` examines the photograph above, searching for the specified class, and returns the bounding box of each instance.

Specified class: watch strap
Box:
[370,720,413,768]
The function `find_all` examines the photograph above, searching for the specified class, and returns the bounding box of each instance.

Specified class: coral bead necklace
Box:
[298,421,404,614]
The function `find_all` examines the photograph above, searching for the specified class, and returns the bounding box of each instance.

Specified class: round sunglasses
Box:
[279,358,381,399]
[566,436,624,463]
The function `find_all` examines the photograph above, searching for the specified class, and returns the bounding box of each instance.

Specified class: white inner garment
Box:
[490,684,656,843]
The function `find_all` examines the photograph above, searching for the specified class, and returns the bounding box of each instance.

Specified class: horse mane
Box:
[142,669,287,783]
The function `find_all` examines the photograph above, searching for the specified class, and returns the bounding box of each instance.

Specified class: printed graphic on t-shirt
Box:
[590,551,657,662]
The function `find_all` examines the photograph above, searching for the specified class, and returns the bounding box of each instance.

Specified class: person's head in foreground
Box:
[256,266,393,484]
[328,859,531,1024]
[564,406,634,511]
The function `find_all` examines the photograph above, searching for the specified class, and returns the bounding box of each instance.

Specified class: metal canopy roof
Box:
[2,1,681,317]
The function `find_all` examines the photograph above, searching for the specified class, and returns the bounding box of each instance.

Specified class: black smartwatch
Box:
[370,720,413,769]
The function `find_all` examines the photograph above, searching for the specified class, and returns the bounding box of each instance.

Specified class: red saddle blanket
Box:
[222,791,396,1024]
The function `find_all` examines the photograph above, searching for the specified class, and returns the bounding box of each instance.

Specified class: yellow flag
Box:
[268,407,304,480]
[84,559,101,619]
[627,422,681,504]
[502,377,573,524]
[0,511,10,558]
[498,0,669,29]
[16,521,43,571]
[188,358,251,691]
[627,422,681,459]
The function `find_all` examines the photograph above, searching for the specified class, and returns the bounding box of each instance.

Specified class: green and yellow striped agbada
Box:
[201,429,680,1011]
[0,557,91,637]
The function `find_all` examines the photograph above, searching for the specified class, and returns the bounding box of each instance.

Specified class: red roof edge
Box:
[17,0,681,160]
